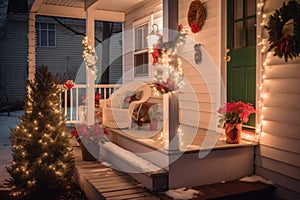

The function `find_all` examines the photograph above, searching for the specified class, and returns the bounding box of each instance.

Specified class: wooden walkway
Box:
[73,145,161,200]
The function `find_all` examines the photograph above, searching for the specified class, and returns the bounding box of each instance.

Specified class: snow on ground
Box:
[0,110,23,189]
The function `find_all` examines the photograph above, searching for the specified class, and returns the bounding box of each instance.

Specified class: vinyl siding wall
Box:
[0,14,28,107]
[256,0,300,199]
[178,0,221,130]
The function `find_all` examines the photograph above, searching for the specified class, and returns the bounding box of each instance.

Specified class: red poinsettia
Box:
[71,123,109,143]
[218,101,255,126]
[190,22,201,33]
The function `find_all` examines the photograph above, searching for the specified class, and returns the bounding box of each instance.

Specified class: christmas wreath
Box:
[187,0,206,33]
[265,0,300,62]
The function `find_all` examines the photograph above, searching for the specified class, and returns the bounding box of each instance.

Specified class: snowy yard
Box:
[0,110,22,189]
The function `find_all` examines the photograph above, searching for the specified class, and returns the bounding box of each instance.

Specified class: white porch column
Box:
[28,12,36,81]
[85,7,96,125]
[163,0,179,151]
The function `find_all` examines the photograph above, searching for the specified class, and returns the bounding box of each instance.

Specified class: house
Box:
[27,0,299,199]
[0,0,122,109]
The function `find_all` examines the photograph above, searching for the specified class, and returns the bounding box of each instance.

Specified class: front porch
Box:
[71,134,273,200]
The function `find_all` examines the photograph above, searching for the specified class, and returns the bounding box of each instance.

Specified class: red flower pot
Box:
[224,123,242,144]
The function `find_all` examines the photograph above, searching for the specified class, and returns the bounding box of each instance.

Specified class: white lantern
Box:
[147,24,160,50]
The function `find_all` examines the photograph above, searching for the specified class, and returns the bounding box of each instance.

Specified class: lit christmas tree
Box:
[7,66,75,199]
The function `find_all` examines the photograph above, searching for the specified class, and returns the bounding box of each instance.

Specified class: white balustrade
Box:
[61,84,120,124]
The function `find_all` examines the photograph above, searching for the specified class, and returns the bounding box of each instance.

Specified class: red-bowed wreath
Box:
[187,0,206,33]
[265,0,300,62]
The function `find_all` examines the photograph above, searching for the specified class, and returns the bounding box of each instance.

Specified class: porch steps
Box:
[73,145,160,200]
[72,144,274,200]
[100,142,169,192]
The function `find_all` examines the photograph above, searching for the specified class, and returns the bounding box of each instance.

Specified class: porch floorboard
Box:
[72,144,160,200]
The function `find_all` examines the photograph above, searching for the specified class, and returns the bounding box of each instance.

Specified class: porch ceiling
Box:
[30,0,146,22]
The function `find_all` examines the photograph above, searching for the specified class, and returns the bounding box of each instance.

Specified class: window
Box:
[134,24,149,77]
[36,23,56,47]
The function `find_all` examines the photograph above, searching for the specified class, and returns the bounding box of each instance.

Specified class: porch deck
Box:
[72,142,274,200]
[107,125,257,154]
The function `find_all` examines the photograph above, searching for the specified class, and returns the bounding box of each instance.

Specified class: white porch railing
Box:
[61,84,120,124]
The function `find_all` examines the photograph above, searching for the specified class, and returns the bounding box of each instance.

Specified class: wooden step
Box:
[100,142,169,192]
[158,180,275,200]
[73,146,160,200]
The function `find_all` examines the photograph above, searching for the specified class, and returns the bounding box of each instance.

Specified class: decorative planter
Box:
[81,142,99,161]
[224,123,242,144]
[149,120,158,131]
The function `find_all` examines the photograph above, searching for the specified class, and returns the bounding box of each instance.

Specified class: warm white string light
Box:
[255,0,266,142]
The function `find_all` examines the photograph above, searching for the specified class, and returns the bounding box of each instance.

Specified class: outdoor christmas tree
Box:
[7,66,75,199]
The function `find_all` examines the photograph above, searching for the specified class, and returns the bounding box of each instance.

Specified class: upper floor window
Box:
[134,23,149,77]
[36,23,56,47]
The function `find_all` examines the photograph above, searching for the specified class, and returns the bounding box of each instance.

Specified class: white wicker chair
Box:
[102,82,152,129]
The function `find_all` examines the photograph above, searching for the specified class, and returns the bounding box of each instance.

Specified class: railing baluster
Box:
[70,88,73,121]
[76,87,79,121]
[64,89,67,117]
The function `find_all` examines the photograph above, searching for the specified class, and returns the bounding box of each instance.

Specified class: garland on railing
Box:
[265,0,300,62]
[82,36,98,76]
[152,25,187,94]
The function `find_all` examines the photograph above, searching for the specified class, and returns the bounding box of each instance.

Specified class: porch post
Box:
[163,0,179,151]
[28,12,36,81]
[85,7,96,125]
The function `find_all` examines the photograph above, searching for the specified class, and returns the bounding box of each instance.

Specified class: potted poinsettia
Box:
[218,101,255,144]
[71,123,108,160]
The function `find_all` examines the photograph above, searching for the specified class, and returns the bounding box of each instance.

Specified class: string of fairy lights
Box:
[256,0,266,141]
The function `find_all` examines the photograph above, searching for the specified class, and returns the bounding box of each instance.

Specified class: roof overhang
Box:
[29,0,146,22]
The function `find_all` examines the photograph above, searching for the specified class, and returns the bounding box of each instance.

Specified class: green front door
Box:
[227,0,256,127]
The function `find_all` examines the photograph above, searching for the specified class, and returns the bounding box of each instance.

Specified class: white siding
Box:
[0,14,28,108]
[256,0,300,198]
[178,0,221,130]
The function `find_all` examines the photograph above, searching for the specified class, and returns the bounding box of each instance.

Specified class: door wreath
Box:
[187,0,206,33]
[265,0,300,62]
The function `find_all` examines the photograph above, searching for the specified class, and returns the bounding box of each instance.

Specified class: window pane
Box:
[234,21,243,48]
[234,0,243,20]
[41,23,47,29]
[48,31,55,46]
[246,0,256,16]
[135,28,143,51]
[36,30,40,46]
[134,52,148,77]
[41,30,47,46]
[246,17,256,46]
[143,26,149,49]
[48,23,55,30]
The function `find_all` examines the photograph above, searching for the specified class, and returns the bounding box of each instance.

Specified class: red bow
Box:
[276,34,292,62]
[64,80,74,90]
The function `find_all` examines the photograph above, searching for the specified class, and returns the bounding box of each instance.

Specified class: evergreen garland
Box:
[7,66,75,199]
[265,0,300,62]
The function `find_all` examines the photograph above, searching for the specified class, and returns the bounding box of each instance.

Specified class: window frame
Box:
[36,22,56,47]
[133,17,151,78]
